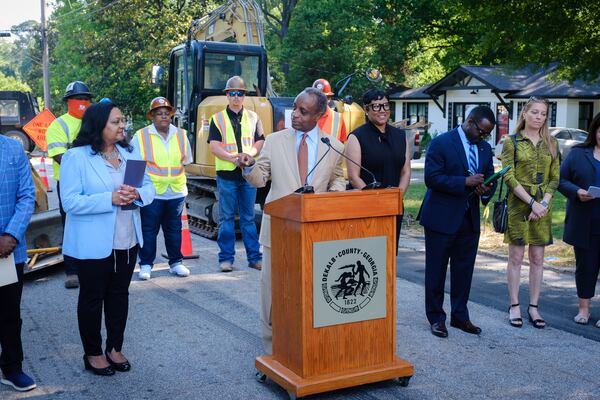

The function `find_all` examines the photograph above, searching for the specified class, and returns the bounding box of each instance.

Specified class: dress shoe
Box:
[450,319,482,335]
[105,351,131,372]
[83,355,115,376]
[430,321,448,338]
[64,274,79,289]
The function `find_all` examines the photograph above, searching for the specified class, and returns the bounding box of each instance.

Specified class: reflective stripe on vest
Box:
[56,117,70,143]
[211,109,257,171]
[137,127,187,194]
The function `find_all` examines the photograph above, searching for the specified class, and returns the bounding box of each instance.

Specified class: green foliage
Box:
[0,71,32,91]
[0,21,41,95]
[49,0,218,125]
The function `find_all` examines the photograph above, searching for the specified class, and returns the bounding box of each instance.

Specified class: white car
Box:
[494,127,588,160]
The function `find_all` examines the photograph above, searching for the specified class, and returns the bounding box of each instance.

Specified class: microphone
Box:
[320,136,382,190]
[295,144,331,194]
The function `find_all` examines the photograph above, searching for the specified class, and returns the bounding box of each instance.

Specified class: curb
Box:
[401,232,573,275]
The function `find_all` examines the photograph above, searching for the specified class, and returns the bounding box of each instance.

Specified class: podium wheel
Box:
[397,376,412,387]
[255,371,267,383]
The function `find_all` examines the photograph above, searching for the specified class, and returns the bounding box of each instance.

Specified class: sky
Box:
[0,0,54,32]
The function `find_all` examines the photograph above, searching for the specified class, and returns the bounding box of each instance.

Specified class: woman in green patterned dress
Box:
[501,97,560,329]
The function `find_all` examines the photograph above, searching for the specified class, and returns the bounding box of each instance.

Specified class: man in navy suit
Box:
[0,135,36,391]
[420,106,496,338]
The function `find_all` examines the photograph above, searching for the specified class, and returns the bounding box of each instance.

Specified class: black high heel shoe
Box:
[508,303,523,328]
[528,304,546,329]
[83,355,115,376]
[105,350,131,372]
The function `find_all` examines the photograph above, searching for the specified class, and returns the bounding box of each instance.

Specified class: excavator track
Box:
[188,214,218,240]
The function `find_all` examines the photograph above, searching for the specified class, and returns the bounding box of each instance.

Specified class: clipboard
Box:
[122,159,146,210]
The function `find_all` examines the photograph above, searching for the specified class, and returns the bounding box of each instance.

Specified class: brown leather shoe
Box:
[450,319,482,335]
[248,262,262,271]
[430,321,448,338]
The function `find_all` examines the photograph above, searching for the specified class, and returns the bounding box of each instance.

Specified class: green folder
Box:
[484,165,511,186]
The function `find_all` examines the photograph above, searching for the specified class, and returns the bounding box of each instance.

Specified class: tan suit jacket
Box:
[244,127,346,247]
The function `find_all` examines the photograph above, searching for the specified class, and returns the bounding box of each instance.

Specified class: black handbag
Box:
[492,135,517,234]
[492,178,509,233]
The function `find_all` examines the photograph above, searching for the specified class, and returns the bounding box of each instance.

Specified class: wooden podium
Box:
[255,188,413,399]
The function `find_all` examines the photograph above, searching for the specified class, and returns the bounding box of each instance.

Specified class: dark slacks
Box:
[76,246,138,356]
[139,197,183,267]
[0,263,24,375]
[425,212,479,324]
[56,181,77,276]
[574,234,600,299]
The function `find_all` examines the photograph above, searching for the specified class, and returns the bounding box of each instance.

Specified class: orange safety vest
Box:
[318,107,347,143]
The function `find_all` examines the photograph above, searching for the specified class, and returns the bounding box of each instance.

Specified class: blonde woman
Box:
[501,97,560,329]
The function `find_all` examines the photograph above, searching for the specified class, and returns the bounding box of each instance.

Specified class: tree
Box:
[49,0,218,124]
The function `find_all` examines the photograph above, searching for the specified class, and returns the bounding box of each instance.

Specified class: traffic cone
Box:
[39,156,52,192]
[163,206,199,260]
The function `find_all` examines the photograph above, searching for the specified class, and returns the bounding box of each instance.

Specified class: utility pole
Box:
[41,0,51,109]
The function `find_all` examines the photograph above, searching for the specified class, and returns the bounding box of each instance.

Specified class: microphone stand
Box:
[320,136,382,190]
[295,145,331,194]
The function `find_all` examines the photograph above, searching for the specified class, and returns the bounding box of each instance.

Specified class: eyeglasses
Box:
[368,102,390,112]
[472,120,491,137]
[227,91,246,98]
[154,111,172,117]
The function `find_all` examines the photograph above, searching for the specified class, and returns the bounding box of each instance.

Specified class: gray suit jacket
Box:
[244,128,346,247]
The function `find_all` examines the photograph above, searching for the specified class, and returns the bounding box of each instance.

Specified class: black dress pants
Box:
[425,212,479,324]
[0,263,24,375]
[76,246,137,356]
[574,234,600,299]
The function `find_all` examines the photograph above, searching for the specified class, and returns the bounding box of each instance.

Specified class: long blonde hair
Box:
[513,97,558,159]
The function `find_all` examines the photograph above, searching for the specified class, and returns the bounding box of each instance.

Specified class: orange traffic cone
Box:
[39,156,52,192]
[180,207,198,259]
[163,206,199,260]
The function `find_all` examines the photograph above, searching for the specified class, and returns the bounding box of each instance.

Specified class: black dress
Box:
[350,121,407,250]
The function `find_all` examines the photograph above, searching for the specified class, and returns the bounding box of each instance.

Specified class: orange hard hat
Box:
[312,79,334,96]
[146,96,175,119]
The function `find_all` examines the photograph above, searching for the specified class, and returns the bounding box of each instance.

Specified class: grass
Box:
[402,182,575,268]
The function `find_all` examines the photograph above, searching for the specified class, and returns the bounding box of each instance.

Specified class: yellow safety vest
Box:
[46,113,82,180]
[136,127,188,195]
[211,109,258,171]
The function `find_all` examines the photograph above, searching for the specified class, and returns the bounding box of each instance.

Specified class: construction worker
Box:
[46,80,93,289]
[312,78,348,143]
[208,76,264,272]
[131,97,193,281]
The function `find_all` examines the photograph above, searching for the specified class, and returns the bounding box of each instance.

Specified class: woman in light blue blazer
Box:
[61,101,155,376]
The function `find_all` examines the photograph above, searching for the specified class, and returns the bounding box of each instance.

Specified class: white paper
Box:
[0,253,18,287]
[588,186,600,199]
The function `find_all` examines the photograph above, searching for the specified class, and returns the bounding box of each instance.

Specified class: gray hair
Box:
[301,87,328,115]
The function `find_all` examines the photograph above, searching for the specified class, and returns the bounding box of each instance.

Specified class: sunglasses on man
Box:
[227,91,246,98]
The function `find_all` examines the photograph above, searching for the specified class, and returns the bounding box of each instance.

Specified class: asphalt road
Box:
[396,237,600,342]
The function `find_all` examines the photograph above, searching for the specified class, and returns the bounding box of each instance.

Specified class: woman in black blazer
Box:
[558,112,600,327]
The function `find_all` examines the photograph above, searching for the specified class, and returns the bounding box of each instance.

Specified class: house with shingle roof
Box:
[389,64,600,147]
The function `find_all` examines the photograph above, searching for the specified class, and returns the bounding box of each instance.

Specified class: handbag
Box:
[492,135,517,234]
[492,177,509,233]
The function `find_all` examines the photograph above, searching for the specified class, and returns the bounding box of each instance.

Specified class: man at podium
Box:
[236,87,346,353]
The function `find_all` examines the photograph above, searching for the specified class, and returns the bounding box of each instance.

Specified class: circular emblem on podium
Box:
[321,248,380,314]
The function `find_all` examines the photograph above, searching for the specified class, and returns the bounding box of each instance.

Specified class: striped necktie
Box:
[468,144,478,173]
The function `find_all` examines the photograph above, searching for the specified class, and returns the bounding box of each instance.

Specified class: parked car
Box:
[494,127,588,161]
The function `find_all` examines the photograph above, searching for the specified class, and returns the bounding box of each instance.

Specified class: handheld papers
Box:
[0,253,18,287]
[122,159,146,210]
[587,186,600,199]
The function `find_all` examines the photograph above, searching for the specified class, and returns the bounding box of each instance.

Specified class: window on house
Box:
[407,102,428,124]
[579,102,594,130]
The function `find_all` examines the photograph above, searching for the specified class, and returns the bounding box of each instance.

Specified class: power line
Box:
[57,0,124,25]
[53,0,101,20]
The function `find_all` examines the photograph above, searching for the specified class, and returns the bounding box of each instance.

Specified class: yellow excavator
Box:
[156,0,376,239]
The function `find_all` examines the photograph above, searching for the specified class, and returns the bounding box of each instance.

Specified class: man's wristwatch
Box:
[540,200,549,208]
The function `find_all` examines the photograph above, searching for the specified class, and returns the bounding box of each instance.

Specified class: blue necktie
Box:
[468,144,478,173]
